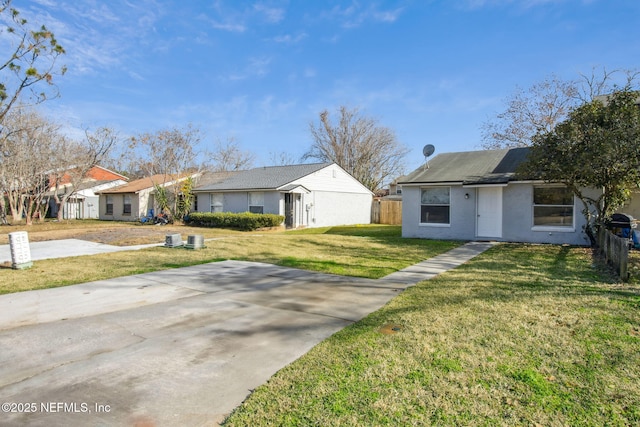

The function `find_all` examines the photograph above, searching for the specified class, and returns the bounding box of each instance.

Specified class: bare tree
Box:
[269,151,300,166]
[49,127,118,221]
[0,0,66,125]
[208,136,255,172]
[576,67,640,103]
[304,106,408,191]
[481,68,640,149]
[481,75,579,149]
[0,105,61,224]
[129,124,202,177]
[128,124,205,220]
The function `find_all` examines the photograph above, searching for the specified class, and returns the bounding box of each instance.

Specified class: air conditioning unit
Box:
[165,234,183,248]
[185,234,204,250]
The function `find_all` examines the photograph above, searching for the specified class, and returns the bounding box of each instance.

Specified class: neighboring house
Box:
[48,179,128,219]
[97,174,195,221]
[47,166,128,219]
[385,175,405,201]
[399,147,600,245]
[192,163,373,228]
[621,192,640,222]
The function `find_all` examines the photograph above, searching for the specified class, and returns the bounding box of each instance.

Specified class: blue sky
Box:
[13,0,640,171]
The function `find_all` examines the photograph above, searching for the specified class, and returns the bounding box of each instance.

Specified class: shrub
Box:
[186,212,284,231]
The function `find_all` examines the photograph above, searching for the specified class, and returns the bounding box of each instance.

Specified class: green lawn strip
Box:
[0,225,460,294]
[223,244,640,427]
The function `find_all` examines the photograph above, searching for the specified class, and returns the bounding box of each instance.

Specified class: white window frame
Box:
[123,194,132,215]
[105,195,114,215]
[531,186,575,231]
[249,192,264,214]
[420,186,451,227]
[210,193,224,213]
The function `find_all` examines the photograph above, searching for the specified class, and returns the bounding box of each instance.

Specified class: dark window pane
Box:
[421,205,450,224]
[534,187,573,205]
[533,206,573,226]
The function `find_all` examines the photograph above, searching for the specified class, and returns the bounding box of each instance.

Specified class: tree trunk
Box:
[0,196,8,225]
[8,191,24,222]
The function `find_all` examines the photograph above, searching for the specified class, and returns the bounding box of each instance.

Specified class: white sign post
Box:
[9,231,33,270]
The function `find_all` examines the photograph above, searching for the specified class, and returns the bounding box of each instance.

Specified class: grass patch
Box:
[223,244,640,426]
[0,224,460,294]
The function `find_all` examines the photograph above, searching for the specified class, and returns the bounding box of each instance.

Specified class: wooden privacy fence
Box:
[371,199,402,225]
[597,227,629,281]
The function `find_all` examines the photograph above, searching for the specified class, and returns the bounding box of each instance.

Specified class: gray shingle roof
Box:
[399,147,530,185]
[195,163,331,191]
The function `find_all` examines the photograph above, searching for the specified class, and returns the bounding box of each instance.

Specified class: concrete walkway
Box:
[0,240,494,426]
[0,238,163,264]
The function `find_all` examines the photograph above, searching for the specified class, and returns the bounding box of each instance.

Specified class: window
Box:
[123,194,132,215]
[421,187,450,224]
[106,195,113,215]
[210,194,224,213]
[533,186,573,227]
[249,192,264,214]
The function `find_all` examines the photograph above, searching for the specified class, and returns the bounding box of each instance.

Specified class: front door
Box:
[285,193,294,228]
[476,187,502,238]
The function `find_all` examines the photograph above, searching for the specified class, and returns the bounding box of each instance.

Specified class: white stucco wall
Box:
[621,191,640,220]
[292,163,372,194]
[401,186,474,241]
[196,189,371,228]
[402,183,597,245]
[192,164,373,228]
[306,191,372,227]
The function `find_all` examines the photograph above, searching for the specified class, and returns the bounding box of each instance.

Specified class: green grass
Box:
[0,225,460,294]
[3,222,638,425]
[223,244,640,426]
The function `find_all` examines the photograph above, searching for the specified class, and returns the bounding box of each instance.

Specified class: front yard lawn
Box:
[0,225,459,294]
[223,244,640,426]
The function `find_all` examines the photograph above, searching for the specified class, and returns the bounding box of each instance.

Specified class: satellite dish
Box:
[423,144,435,157]
[422,144,435,169]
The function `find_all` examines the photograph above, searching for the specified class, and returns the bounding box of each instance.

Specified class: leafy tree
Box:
[153,184,169,217]
[0,0,66,124]
[518,88,640,245]
[304,106,408,191]
[175,177,194,220]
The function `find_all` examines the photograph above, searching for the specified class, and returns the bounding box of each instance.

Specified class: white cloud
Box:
[247,56,272,77]
[226,56,272,81]
[15,0,167,77]
[272,33,308,44]
[254,4,285,23]
[209,20,246,33]
[322,2,404,28]
[459,0,570,10]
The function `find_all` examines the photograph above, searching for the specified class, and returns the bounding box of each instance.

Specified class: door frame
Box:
[476,186,503,238]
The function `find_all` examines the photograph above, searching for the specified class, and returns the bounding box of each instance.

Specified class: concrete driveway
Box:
[0,241,493,426]
[0,260,412,426]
